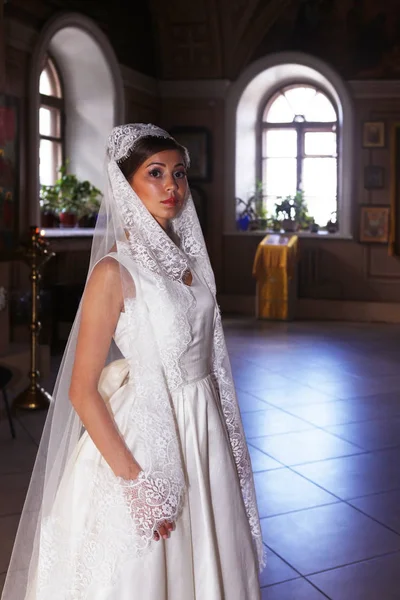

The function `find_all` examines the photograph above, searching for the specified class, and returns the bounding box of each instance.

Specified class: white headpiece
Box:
[107,123,190,163]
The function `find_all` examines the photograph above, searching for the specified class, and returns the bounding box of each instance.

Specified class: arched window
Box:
[227,53,354,237]
[39,57,64,185]
[260,84,338,228]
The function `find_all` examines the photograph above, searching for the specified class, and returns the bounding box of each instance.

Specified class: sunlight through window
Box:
[261,85,338,229]
[39,57,63,186]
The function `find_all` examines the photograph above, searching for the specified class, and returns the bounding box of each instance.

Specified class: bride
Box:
[2,124,265,599]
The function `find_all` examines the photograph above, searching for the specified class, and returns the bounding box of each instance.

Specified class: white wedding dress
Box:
[29,258,261,600]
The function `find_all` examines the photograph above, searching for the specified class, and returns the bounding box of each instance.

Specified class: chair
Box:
[0,365,16,438]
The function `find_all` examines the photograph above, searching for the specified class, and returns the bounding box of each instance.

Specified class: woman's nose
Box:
[165,175,178,191]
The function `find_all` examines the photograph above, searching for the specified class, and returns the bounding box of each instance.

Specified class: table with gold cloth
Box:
[252,234,299,321]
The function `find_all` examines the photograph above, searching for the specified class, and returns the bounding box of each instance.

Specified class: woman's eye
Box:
[149,169,161,178]
[175,171,186,179]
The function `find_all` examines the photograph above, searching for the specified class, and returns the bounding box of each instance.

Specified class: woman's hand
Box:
[121,471,179,543]
[153,520,174,541]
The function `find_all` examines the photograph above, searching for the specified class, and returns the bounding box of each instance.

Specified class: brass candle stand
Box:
[13,226,55,410]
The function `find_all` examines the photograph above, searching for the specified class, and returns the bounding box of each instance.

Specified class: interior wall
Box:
[160,94,226,288]
[4,1,400,325]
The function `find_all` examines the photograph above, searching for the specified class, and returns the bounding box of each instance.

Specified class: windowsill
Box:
[40,228,95,238]
[224,229,353,240]
[40,227,353,241]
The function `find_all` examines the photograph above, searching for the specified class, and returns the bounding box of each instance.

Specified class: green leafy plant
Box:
[275,190,310,230]
[40,162,102,219]
[236,180,271,230]
[40,184,60,215]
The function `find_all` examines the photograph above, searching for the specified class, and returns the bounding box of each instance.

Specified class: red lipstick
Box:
[161,197,178,207]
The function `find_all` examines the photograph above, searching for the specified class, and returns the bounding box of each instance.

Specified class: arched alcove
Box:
[225,52,354,237]
[29,12,125,225]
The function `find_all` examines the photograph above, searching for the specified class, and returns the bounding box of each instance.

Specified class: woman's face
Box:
[130,149,188,230]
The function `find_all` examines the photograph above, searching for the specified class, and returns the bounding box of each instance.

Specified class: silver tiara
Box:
[107,123,188,163]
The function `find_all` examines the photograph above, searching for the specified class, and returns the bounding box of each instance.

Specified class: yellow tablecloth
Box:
[252,234,299,320]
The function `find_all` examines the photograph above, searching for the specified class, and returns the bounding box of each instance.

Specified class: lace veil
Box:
[2,124,265,599]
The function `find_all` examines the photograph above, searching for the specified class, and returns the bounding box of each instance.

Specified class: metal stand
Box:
[13,227,55,410]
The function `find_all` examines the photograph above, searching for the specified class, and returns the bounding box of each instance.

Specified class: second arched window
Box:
[260,84,338,228]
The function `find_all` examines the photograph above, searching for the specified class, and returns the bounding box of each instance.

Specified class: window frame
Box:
[256,83,340,227]
[39,55,65,185]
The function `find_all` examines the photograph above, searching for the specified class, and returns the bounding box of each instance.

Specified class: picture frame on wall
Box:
[359,205,390,243]
[0,95,19,257]
[364,165,385,190]
[362,121,385,148]
[170,127,212,182]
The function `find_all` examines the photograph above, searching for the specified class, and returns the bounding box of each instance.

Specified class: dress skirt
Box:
[31,374,261,600]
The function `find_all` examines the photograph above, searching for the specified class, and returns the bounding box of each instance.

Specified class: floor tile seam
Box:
[247,442,288,469]
[339,499,400,538]
[282,372,364,388]
[347,486,400,502]
[284,462,367,504]
[262,574,333,599]
[248,430,366,456]
[232,357,277,375]
[246,418,400,446]
[263,543,305,578]
[244,389,338,407]
[259,498,341,520]
[256,390,400,409]
[303,578,333,599]
[262,462,400,537]
[286,446,381,468]
[263,401,400,429]
[249,441,371,471]
[14,417,41,448]
[306,426,367,452]
[259,574,300,589]
[303,547,400,579]
[244,400,400,438]
[290,465,400,507]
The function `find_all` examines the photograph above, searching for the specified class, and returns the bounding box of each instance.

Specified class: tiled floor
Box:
[2,319,400,598]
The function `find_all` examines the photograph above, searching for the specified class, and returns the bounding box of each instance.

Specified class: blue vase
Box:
[237,215,250,231]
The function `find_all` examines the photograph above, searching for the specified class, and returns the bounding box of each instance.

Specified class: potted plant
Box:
[39,185,60,228]
[275,196,296,232]
[309,217,319,233]
[77,182,102,228]
[236,180,267,231]
[40,163,102,229]
[236,196,257,231]
[256,204,269,230]
[326,210,338,233]
[275,191,310,232]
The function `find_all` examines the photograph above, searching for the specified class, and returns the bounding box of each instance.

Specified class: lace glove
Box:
[119,471,181,540]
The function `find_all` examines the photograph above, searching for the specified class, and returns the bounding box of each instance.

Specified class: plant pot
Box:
[310,223,319,233]
[41,212,59,228]
[282,219,297,232]
[327,221,338,234]
[78,214,98,228]
[249,219,260,231]
[59,212,77,228]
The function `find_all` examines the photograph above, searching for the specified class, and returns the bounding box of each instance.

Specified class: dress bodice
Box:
[114,268,216,384]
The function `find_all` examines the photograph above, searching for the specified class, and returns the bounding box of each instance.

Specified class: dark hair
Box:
[118,136,189,182]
